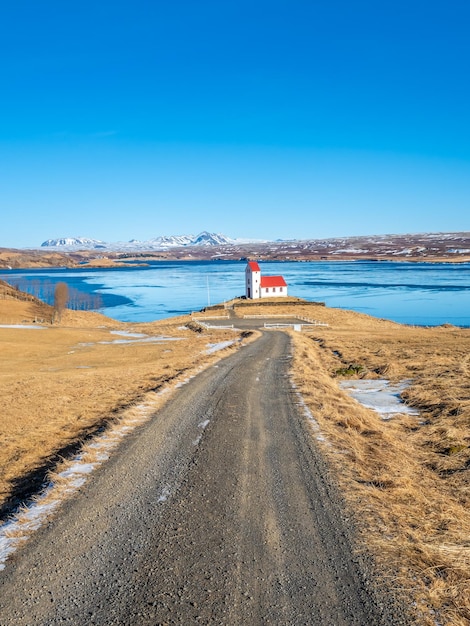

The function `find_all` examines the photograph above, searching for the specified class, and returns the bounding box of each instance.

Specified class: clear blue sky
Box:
[1,0,469,247]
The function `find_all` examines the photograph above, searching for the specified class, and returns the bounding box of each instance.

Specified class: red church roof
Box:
[260,275,287,288]
[247,261,261,272]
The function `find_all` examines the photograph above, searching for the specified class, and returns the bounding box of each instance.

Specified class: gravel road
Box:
[0,331,411,625]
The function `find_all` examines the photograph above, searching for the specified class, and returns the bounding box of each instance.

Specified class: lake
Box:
[1,260,469,327]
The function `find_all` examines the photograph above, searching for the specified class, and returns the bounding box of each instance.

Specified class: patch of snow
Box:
[193,416,211,446]
[78,336,183,347]
[157,485,171,503]
[103,336,183,344]
[331,248,369,254]
[393,248,413,255]
[175,374,195,388]
[57,462,97,489]
[0,497,59,570]
[205,340,234,354]
[0,324,46,329]
[59,462,96,479]
[291,382,328,444]
[339,379,419,419]
[110,330,147,338]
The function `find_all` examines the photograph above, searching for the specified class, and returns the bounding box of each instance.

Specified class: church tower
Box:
[245,261,261,299]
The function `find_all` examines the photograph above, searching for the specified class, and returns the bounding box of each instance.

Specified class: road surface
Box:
[0,331,410,625]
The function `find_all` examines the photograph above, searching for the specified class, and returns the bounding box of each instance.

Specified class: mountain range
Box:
[40,232,235,250]
[28,231,470,265]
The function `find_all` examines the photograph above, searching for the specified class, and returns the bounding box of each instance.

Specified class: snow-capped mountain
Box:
[40,232,233,250]
[148,235,194,247]
[41,237,107,249]
[191,231,232,246]
[21,231,470,262]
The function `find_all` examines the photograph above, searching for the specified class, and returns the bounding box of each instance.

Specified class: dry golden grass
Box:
[0,250,75,269]
[232,299,470,623]
[265,302,470,626]
[0,289,256,518]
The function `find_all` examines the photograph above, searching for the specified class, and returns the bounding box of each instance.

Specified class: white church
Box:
[245,261,288,299]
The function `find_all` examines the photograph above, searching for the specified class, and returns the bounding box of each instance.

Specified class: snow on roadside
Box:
[78,336,184,347]
[175,375,196,388]
[110,330,148,338]
[290,379,328,444]
[192,418,211,446]
[205,341,235,354]
[0,324,46,330]
[339,379,419,419]
[99,336,184,345]
[157,485,171,503]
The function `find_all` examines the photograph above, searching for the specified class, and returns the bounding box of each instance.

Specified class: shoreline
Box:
[2,254,470,270]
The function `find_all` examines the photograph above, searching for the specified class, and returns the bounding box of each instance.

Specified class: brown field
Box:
[1,285,469,624]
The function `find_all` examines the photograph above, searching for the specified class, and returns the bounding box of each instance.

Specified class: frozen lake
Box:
[1,260,469,326]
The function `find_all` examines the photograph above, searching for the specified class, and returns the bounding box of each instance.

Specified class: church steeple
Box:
[245,261,261,299]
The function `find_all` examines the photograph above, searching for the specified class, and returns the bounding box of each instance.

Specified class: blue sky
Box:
[1,0,469,247]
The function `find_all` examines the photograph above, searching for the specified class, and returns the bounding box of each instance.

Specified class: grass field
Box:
[1,283,469,624]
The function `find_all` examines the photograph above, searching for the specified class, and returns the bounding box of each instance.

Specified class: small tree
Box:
[53,282,69,323]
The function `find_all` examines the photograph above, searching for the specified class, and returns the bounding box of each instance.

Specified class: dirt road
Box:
[0,331,410,625]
